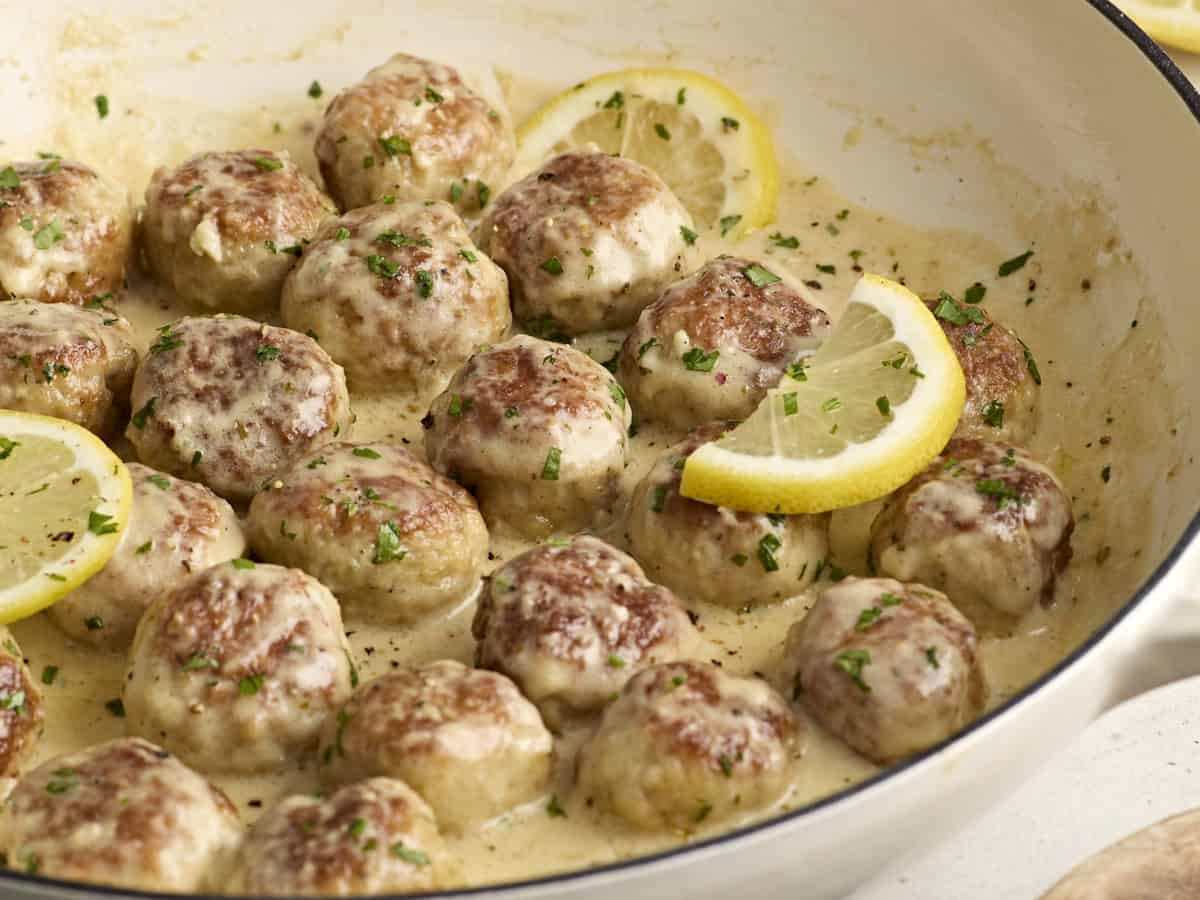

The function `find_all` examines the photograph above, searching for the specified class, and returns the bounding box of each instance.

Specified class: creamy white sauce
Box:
[4,40,1172,891]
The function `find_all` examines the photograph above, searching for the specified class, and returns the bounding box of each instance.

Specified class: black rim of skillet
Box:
[8,2,1200,897]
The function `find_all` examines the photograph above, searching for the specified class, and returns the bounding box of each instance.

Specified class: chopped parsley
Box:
[0,167,19,189]
[147,474,171,490]
[1019,338,1042,385]
[963,282,987,304]
[782,392,798,416]
[681,347,719,372]
[743,263,781,287]
[880,592,903,607]
[334,227,350,241]
[650,485,668,513]
[654,123,671,141]
[231,558,256,570]
[238,674,264,696]
[308,80,323,98]
[609,382,627,409]
[352,447,382,459]
[255,344,281,362]
[547,794,567,818]
[731,553,749,567]
[998,249,1034,277]
[366,254,400,279]
[477,181,491,208]
[148,326,183,355]
[135,540,153,555]
[876,395,891,417]
[757,533,782,572]
[540,256,564,276]
[447,394,473,417]
[182,656,219,672]
[33,218,65,250]
[770,232,799,249]
[718,754,734,777]
[391,843,430,867]
[816,263,836,275]
[379,134,412,157]
[982,400,1004,428]
[1102,464,1112,483]
[459,247,478,263]
[786,361,808,382]
[87,511,119,536]
[603,90,625,109]
[680,225,698,245]
[976,478,1021,507]
[42,361,70,383]
[925,647,940,669]
[855,607,882,631]
[40,666,58,685]
[606,654,626,669]
[820,397,841,413]
[105,698,125,717]
[94,94,110,118]
[415,269,434,297]
[637,337,659,359]
[253,156,284,172]
[719,214,742,237]
[721,116,740,132]
[834,648,871,692]
[541,447,562,481]
[933,292,985,326]
[425,85,444,104]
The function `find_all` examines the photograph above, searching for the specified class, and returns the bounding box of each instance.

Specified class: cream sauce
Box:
[4,50,1172,891]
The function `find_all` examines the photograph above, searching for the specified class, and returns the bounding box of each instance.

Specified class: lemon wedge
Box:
[0,411,131,624]
[679,274,965,513]
[515,67,778,238]
[1117,0,1200,53]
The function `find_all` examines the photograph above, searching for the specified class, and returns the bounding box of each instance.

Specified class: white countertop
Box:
[850,44,1200,900]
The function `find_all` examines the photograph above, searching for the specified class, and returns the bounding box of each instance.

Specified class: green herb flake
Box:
[372,521,407,564]
[695,801,713,823]
[449,181,464,203]
[0,167,19,189]
[18,215,33,231]
[352,447,382,459]
[181,656,218,672]
[135,540,153,555]
[681,347,719,372]
[231,558,256,570]
[816,263,836,275]
[547,794,567,818]
[540,256,564,276]
[770,231,799,249]
[33,218,65,250]
[379,135,412,157]
[743,264,781,287]
[650,484,668,513]
[0,437,19,460]
[145,474,171,492]
[609,382,627,410]
[94,94,110,119]
[130,396,157,430]
[606,654,626,669]
[307,80,323,98]
[46,573,66,582]
[541,447,562,481]
[362,155,376,170]
[998,249,1034,277]
[876,395,891,417]
[719,214,742,237]
[834,648,871,692]
[933,292,985,326]
[459,247,478,263]
[963,282,987,304]
[637,337,659,359]
[1019,338,1042,385]
[976,478,1022,507]
[654,123,671,141]
[447,394,473,417]
[786,361,807,382]
[720,116,740,132]
[238,674,264,696]
[415,269,434,297]
[879,592,903,607]
[477,181,491,208]
[821,397,841,413]
[782,392,798,416]
[981,400,1005,429]
[855,607,882,632]
[391,843,430,867]
[925,646,940,669]
[255,344,281,363]
[680,225,698,246]
[603,90,625,109]
[42,361,69,383]
[41,666,58,685]
[1101,464,1112,484]
[105,698,125,718]
[253,157,284,172]
[757,533,782,572]
[87,511,119,536]
[149,326,184,355]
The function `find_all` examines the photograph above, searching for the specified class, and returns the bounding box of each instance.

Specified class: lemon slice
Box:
[1117,0,1200,52]
[0,412,131,624]
[515,67,778,237]
[679,274,965,514]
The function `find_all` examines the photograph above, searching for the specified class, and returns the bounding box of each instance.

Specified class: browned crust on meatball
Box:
[622,661,798,777]
[0,641,43,778]
[0,160,130,305]
[474,537,685,672]
[633,256,830,366]
[127,315,349,499]
[925,298,1038,438]
[5,738,236,876]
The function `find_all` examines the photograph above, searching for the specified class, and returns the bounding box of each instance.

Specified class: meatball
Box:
[619,256,830,429]
[869,439,1074,628]
[279,200,509,396]
[246,442,488,625]
[0,629,44,778]
[928,295,1039,444]
[315,53,515,214]
[49,463,245,651]
[0,158,131,305]
[782,577,987,763]
[627,424,830,608]
[0,737,240,891]
[125,314,351,502]
[141,150,335,313]
[124,560,355,773]
[317,660,552,832]
[474,535,701,727]
[227,778,445,896]
[0,298,137,437]
[478,150,694,335]
[575,661,801,831]
[424,335,630,537]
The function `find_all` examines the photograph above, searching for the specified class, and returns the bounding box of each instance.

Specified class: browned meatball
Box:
[0,629,43,778]
[619,256,830,429]
[478,150,695,335]
[279,199,509,397]
[124,560,355,773]
[869,439,1074,629]
[473,535,701,727]
[575,661,802,830]
[783,577,987,763]
[49,463,246,651]
[0,298,137,437]
[125,315,351,502]
[142,150,336,313]
[318,660,553,832]
[0,737,241,891]
[627,423,830,608]
[246,442,488,625]
[927,295,1040,444]
[0,158,131,305]
[315,53,515,214]
[424,335,630,537]
[227,778,445,896]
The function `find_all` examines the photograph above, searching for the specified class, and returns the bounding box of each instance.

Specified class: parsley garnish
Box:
[253,157,284,172]
[379,135,412,157]
[720,116,740,132]
[541,447,562,480]
[786,361,807,382]
[238,674,264,696]
[41,666,58,685]
[391,843,430,866]
[998,249,1034,277]
[147,474,170,490]
[231,558,255,570]
[681,347,719,372]
[547,795,567,817]
[770,232,799,249]
[0,167,18,189]
[149,326,183,355]
[976,478,1021,507]
[87,511,119,536]
[963,282,986,304]
[876,395,891,417]
[0,437,18,461]
[308,80,323,98]
[757,533,782,572]
[373,521,407,564]
[352,447,381,459]
[680,225,698,245]
[743,264,781,287]
[94,95,109,119]
[637,337,659,359]
[933,292,985,326]
[609,382,626,410]
[255,344,281,362]
[415,269,434,297]
[834,648,871,692]
[782,392,798,416]
[540,256,564,276]
[366,254,400,278]
[650,485,668,513]
[654,123,671,141]
[1019,338,1042,385]
[33,218,65,250]
[105,698,125,717]
[131,395,158,429]
[719,214,742,237]
[982,400,1004,428]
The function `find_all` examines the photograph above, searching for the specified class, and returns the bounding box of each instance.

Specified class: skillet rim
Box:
[6,1,1200,896]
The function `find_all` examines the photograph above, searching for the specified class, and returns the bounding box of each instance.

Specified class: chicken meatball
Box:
[627,424,829,608]
[869,439,1074,628]
[141,150,335,313]
[0,158,131,305]
[0,629,44,778]
[279,200,509,396]
[49,463,245,651]
[125,314,351,502]
[125,560,355,773]
[474,535,701,727]
[315,53,515,214]
[424,335,630,537]
[478,150,694,335]
[575,661,801,831]
[0,737,240,891]
[318,660,552,832]
[928,294,1039,444]
[782,577,986,763]
[227,778,445,896]
[246,442,488,625]
[0,298,137,437]
[619,256,830,429]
